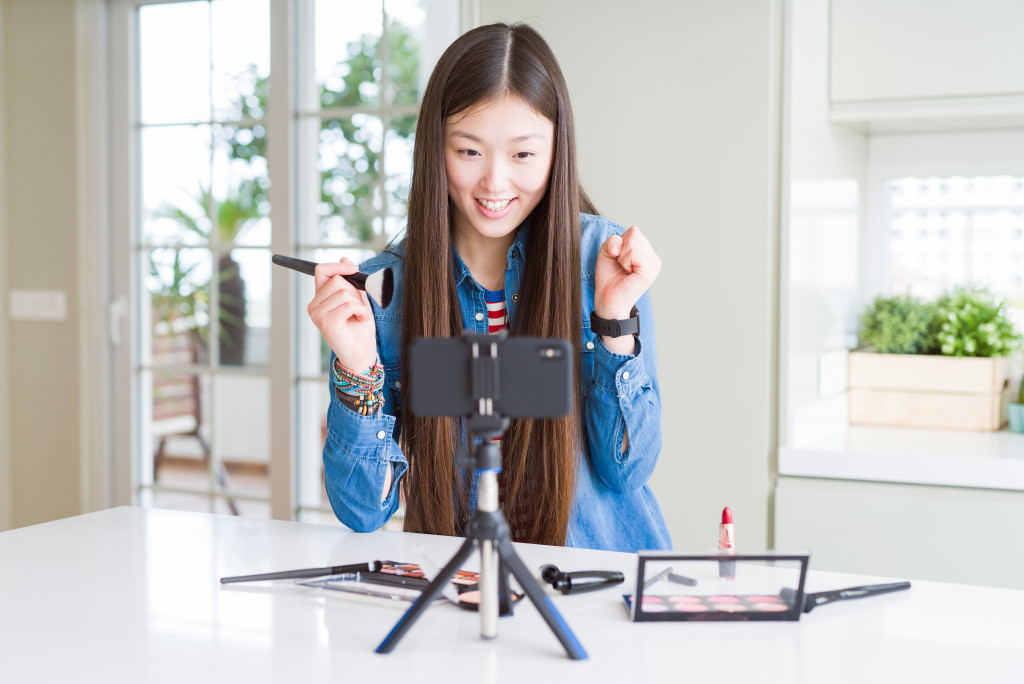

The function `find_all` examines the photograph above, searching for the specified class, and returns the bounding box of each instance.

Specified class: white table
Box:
[1,507,1022,683]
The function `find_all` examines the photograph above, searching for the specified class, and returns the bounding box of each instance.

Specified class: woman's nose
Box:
[480,159,509,193]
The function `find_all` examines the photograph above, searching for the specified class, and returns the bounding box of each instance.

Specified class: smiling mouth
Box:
[477,198,513,211]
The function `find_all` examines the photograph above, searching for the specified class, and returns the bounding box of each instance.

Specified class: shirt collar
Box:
[451,214,532,288]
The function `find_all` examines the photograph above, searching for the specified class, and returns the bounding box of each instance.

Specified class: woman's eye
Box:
[459,149,480,157]
[514,152,534,159]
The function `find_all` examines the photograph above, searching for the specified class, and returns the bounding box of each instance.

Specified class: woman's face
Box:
[444,96,555,248]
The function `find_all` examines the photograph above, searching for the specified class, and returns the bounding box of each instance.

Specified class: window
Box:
[885,175,1024,306]
[115,0,459,521]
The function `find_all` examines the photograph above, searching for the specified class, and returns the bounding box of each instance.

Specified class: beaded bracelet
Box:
[332,358,385,396]
[332,358,385,415]
[335,387,385,415]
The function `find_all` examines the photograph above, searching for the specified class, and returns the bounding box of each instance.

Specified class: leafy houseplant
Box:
[859,287,1022,358]
[851,287,1024,431]
[859,295,938,355]
[932,287,1023,357]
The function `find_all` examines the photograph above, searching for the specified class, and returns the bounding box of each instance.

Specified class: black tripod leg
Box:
[497,538,588,660]
[498,559,513,616]
[376,537,477,654]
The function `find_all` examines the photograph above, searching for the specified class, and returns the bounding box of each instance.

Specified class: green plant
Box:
[859,295,937,354]
[859,287,1023,358]
[933,286,1023,358]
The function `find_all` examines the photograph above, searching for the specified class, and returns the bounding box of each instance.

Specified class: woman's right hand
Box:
[307,258,378,373]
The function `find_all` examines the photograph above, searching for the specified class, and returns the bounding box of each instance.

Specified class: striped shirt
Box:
[484,288,526,537]
[483,288,507,333]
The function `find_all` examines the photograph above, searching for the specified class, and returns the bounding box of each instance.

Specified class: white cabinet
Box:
[775,475,1024,589]
[829,0,1024,128]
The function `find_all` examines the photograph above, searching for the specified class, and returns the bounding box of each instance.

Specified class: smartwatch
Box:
[589,306,640,338]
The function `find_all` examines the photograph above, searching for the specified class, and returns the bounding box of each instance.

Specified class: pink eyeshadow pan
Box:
[668,596,702,604]
[707,595,741,603]
[746,596,780,603]
[712,603,748,612]
[752,603,789,612]
[672,603,709,612]
[642,603,669,612]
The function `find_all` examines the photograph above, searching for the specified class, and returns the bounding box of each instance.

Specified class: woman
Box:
[308,22,670,553]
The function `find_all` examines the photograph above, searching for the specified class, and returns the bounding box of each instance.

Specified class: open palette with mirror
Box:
[625,551,810,622]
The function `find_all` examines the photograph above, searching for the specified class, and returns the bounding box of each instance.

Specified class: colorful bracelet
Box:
[332,357,385,415]
[332,357,384,396]
[335,387,385,415]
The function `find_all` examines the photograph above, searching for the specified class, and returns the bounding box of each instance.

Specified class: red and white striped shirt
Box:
[483,288,507,333]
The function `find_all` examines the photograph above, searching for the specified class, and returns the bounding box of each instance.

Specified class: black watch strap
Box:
[590,306,640,338]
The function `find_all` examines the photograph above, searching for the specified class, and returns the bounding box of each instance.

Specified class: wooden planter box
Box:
[847,350,1016,431]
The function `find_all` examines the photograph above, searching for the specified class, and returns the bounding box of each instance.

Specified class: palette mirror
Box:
[627,552,810,622]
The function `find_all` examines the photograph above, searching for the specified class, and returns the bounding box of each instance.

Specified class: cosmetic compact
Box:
[625,551,810,622]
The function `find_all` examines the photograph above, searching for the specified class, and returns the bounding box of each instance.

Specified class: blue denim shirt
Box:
[323,213,672,553]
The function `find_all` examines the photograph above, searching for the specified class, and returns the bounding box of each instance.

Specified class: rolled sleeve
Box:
[584,292,662,493]
[322,388,407,532]
[592,338,650,396]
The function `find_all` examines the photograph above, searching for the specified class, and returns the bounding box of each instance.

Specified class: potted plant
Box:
[849,287,1023,431]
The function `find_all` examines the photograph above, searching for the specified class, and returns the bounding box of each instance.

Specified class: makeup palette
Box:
[626,552,810,622]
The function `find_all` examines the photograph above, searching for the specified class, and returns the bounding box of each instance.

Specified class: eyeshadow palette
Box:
[627,552,810,622]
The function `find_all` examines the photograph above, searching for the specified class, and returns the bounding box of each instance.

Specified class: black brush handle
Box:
[220,560,382,584]
[271,254,369,290]
[810,581,911,609]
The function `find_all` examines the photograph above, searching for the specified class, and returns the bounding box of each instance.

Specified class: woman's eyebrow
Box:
[448,130,547,143]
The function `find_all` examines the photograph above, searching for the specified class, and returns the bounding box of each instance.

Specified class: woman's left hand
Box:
[594,226,661,320]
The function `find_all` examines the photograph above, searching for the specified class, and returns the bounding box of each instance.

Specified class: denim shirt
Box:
[322,213,672,553]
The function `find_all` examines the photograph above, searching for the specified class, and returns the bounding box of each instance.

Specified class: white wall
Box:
[2,0,84,528]
[479,0,782,549]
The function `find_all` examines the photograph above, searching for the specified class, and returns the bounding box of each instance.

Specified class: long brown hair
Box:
[401,23,594,545]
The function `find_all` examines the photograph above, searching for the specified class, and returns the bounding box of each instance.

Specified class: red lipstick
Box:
[718,506,735,580]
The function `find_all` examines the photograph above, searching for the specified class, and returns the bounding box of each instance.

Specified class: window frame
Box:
[109,0,472,520]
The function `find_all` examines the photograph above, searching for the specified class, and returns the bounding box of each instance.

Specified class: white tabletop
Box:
[1,507,1022,683]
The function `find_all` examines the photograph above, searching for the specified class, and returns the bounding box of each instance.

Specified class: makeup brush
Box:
[272,254,394,309]
[781,581,911,613]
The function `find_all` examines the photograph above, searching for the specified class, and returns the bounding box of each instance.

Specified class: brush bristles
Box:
[364,267,394,309]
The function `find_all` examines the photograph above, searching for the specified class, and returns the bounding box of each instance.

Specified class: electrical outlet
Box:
[9,289,68,322]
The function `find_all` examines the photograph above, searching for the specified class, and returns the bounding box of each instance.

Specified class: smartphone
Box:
[408,335,572,418]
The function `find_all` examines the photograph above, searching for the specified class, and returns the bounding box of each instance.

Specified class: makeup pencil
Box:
[220,560,384,584]
[272,254,394,309]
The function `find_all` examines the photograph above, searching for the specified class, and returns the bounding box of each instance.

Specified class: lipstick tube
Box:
[718,507,735,580]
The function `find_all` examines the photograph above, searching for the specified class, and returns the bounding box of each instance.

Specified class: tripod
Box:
[376,338,587,660]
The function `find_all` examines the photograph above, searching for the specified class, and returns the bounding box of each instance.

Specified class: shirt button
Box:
[622,371,630,380]
[512,293,519,302]
[376,430,386,440]
[475,312,485,321]
[394,380,401,389]
[585,341,595,350]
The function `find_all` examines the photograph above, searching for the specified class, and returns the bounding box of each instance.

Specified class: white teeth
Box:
[478,198,511,211]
